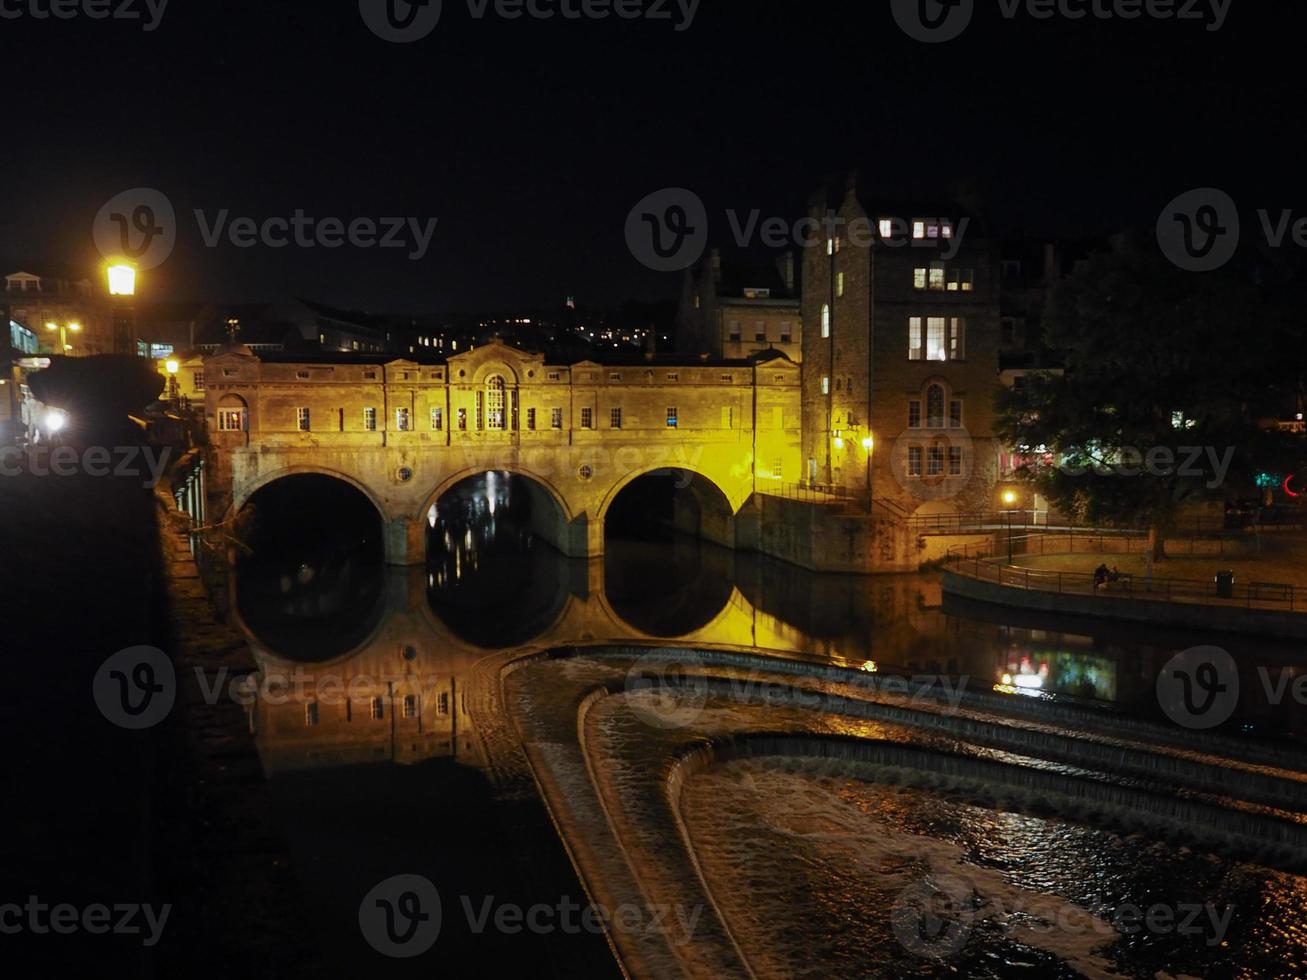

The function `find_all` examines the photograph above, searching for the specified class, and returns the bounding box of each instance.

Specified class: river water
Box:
[233,473,1307,977]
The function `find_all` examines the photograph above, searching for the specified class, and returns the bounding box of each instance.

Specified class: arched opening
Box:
[602,469,736,636]
[234,474,386,661]
[424,472,575,647]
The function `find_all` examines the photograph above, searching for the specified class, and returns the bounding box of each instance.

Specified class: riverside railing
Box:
[944,550,1302,613]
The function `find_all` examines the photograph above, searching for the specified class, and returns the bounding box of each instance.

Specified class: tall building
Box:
[678,249,802,362]
[800,175,1002,517]
[3,264,113,356]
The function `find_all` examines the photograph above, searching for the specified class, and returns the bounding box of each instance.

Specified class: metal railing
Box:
[945,551,1302,613]
[908,511,1249,535]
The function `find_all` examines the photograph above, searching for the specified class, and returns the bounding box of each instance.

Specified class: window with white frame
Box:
[551,407,563,429]
[927,446,945,476]
[296,407,311,431]
[363,407,377,431]
[431,407,443,430]
[821,304,830,338]
[218,408,246,432]
[908,400,921,429]
[908,446,923,477]
[610,407,622,428]
[949,446,963,476]
[580,407,593,429]
[395,407,411,431]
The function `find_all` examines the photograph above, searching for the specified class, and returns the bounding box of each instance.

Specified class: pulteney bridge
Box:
[202,341,804,564]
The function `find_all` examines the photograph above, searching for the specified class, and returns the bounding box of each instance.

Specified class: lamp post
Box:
[1002,489,1019,563]
[862,435,874,514]
[45,320,81,355]
[165,357,180,408]
[106,261,138,356]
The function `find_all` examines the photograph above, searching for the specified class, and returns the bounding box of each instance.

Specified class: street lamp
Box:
[1002,489,1019,563]
[45,320,81,354]
[106,261,138,355]
[107,263,137,297]
[862,435,874,514]
[165,357,180,407]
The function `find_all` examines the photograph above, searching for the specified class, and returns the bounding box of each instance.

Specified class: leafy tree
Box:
[995,234,1305,560]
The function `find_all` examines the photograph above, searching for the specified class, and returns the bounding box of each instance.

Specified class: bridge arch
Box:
[231,465,394,524]
[598,465,738,550]
[419,465,584,558]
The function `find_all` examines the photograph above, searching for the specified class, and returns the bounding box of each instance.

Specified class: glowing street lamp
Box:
[106,261,139,355]
[107,263,137,297]
[165,357,181,406]
[1002,489,1020,563]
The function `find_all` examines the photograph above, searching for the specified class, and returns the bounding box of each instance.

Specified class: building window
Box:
[296,407,311,431]
[821,304,830,338]
[437,692,450,715]
[779,324,792,344]
[192,372,205,391]
[949,400,963,429]
[526,407,536,430]
[949,269,975,292]
[835,272,845,298]
[364,370,377,380]
[610,407,622,428]
[305,703,319,727]
[580,407,593,429]
[908,400,921,429]
[667,372,680,381]
[728,321,741,342]
[821,376,830,395]
[927,385,945,428]
[949,446,963,476]
[431,407,443,430]
[395,407,411,431]
[908,446,923,477]
[909,317,923,361]
[609,372,622,381]
[475,391,484,430]
[551,407,563,429]
[485,375,506,430]
[363,407,377,431]
[927,447,945,476]
[217,409,246,432]
[371,697,385,720]
[949,318,966,360]
[457,408,467,430]
[547,371,561,381]
[773,457,783,479]
[403,695,417,718]
[666,407,678,428]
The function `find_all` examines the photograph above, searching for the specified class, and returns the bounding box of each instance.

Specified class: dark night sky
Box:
[0,0,1297,313]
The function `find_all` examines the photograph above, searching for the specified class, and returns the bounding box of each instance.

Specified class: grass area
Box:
[1014,541,1307,588]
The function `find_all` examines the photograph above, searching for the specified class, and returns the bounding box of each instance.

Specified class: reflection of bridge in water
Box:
[238,548,957,776]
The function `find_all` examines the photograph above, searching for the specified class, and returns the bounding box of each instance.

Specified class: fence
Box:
[945,551,1303,613]
[907,511,1255,535]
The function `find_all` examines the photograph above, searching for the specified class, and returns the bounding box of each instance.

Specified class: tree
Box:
[995,234,1305,561]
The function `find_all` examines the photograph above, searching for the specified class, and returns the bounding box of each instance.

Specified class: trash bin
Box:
[1215,570,1235,598]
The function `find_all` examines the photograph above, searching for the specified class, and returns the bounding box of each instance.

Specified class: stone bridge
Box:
[201,341,804,564]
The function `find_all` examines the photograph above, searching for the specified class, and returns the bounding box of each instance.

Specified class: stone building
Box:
[800,175,1003,518]
[678,249,802,363]
[3,265,113,357]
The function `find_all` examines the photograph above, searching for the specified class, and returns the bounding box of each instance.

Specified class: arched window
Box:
[485,376,506,430]
[821,304,831,338]
[926,384,945,429]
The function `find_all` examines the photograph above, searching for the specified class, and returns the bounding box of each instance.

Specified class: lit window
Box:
[437,692,450,715]
[485,376,506,430]
[457,408,467,430]
[551,407,563,429]
[929,265,945,291]
[581,407,593,429]
[821,376,830,395]
[908,317,924,361]
[913,268,927,290]
[773,457,783,479]
[878,218,894,238]
[431,407,443,430]
[949,318,966,360]
[927,317,947,361]
[821,304,830,338]
[296,407,311,431]
[403,695,417,718]
[363,407,377,431]
[913,221,925,240]
[754,322,766,342]
[610,407,622,428]
[395,407,411,431]
[836,273,845,298]
[667,407,678,428]
[908,447,923,477]
[927,447,945,476]
[192,372,205,391]
[826,238,834,256]
[217,409,246,432]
